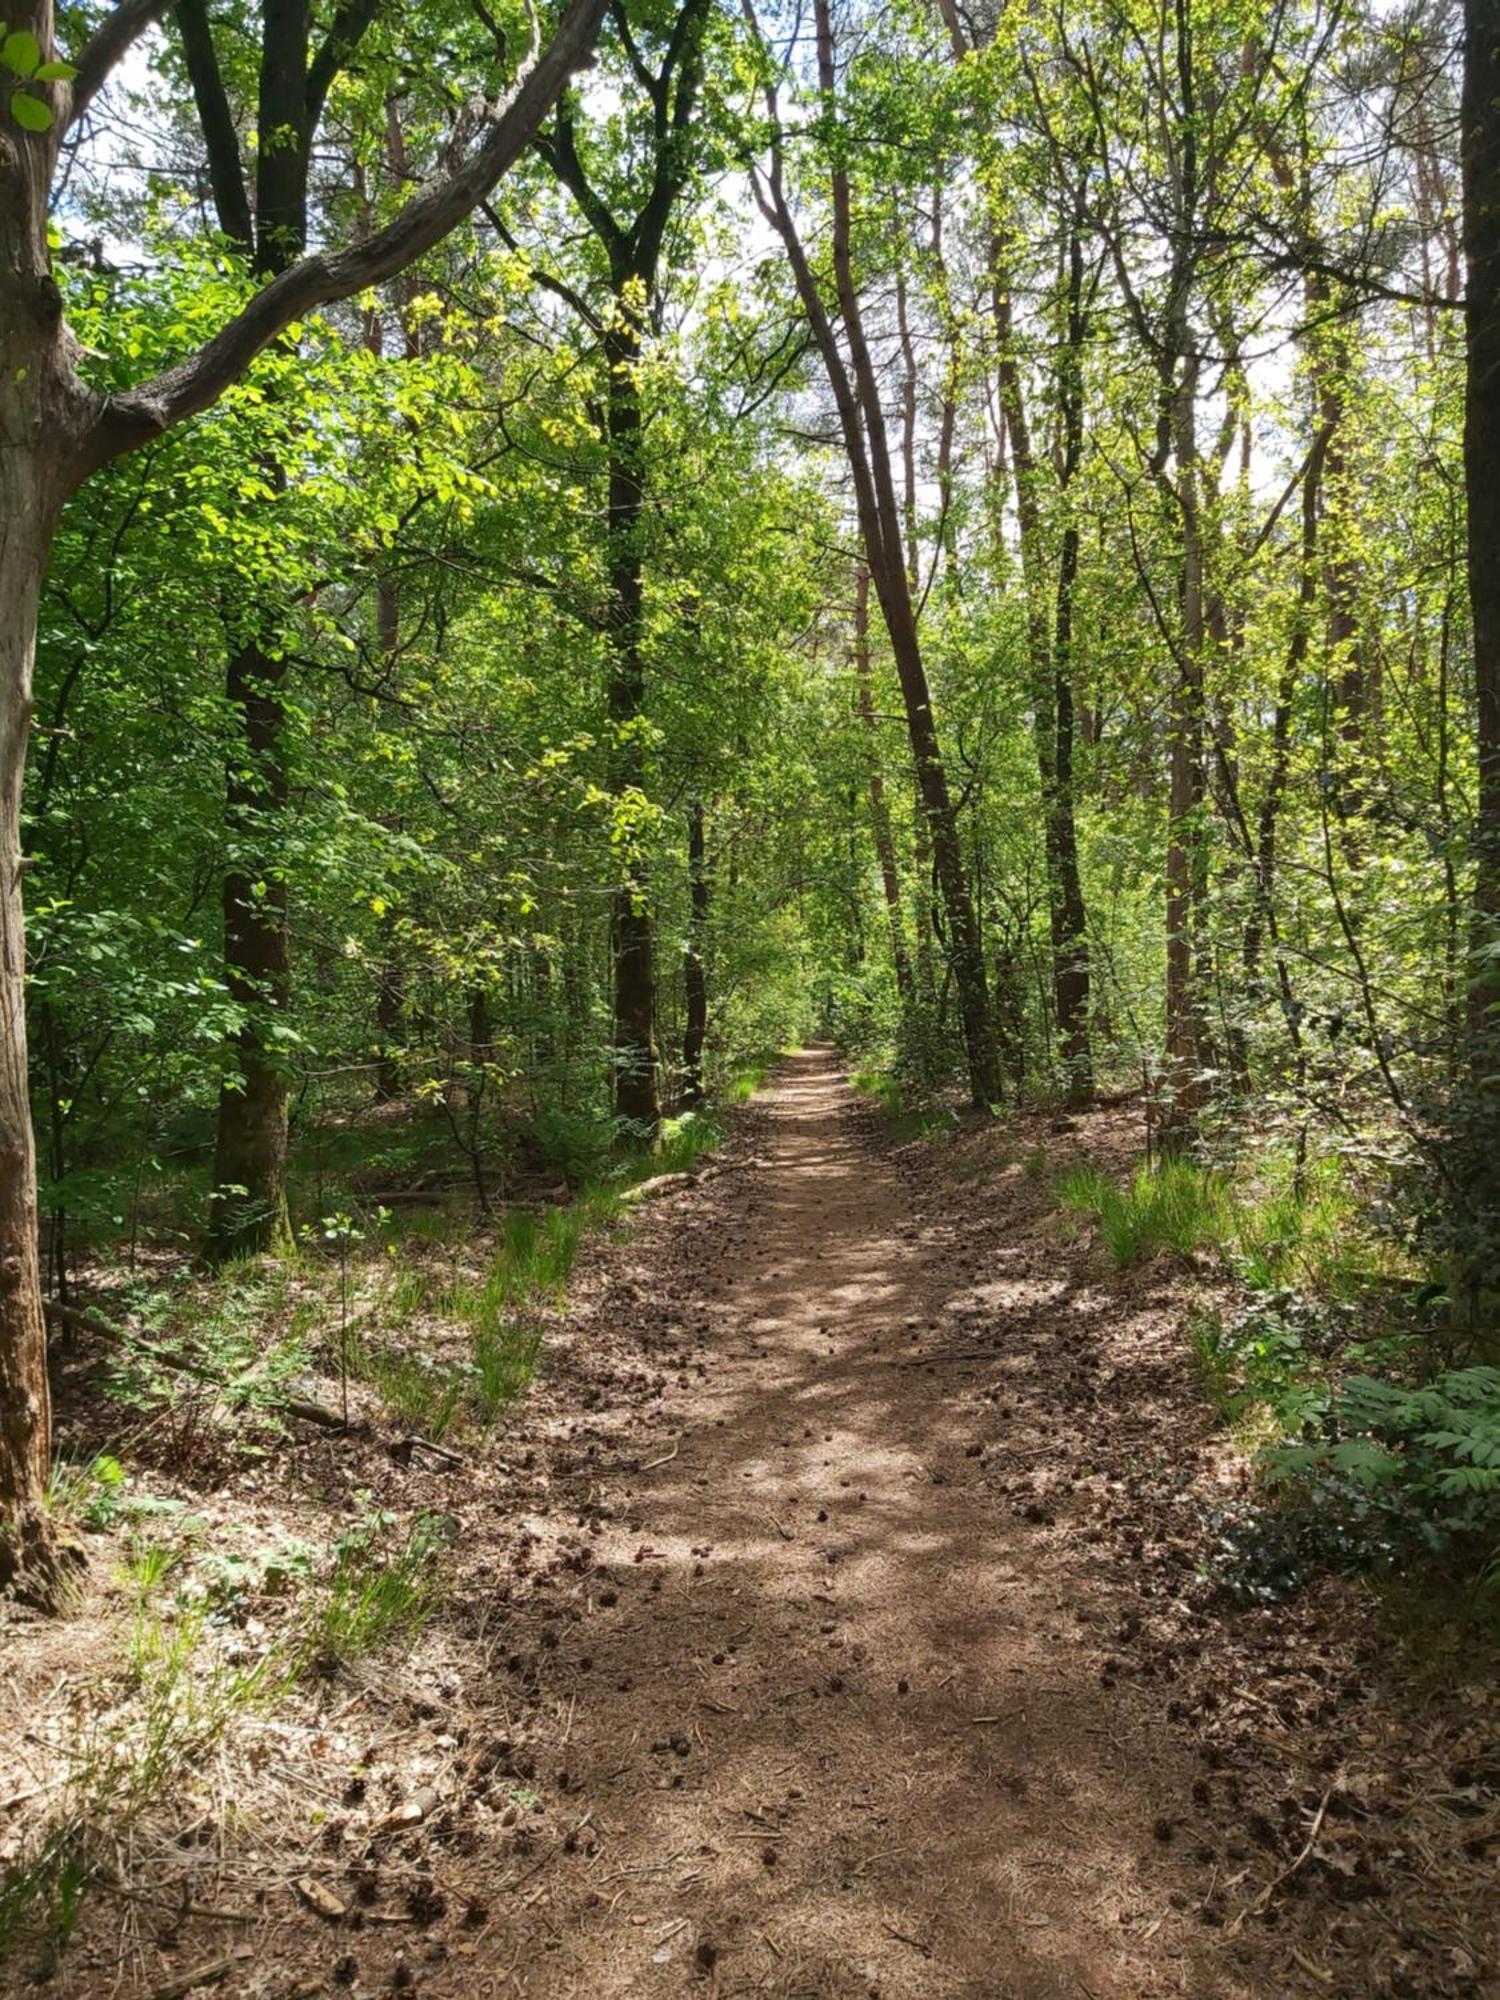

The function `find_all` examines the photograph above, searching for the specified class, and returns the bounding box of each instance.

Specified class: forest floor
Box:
[4,1046,1499,1998]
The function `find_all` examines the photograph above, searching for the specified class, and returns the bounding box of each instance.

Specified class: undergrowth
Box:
[1056,1154,1361,1292]
[0,1507,445,1966]
[851,1067,958,1142]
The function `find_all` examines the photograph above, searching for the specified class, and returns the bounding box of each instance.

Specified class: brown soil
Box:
[6,1047,1498,1998]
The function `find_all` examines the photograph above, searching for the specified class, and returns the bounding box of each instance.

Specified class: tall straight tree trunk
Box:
[604,306,661,1137]
[193,0,313,1256]
[0,40,99,1597]
[681,801,709,1106]
[991,234,1093,1103]
[1463,0,1500,1046]
[1160,346,1209,1154]
[535,0,711,1140]
[853,567,914,1003]
[0,459,65,1603]
[210,636,292,1249]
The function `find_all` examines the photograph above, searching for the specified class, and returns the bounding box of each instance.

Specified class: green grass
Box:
[0,1505,453,1963]
[1057,1159,1234,1266]
[298,1512,448,1672]
[1057,1155,1364,1286]
[850,1067,957,1141]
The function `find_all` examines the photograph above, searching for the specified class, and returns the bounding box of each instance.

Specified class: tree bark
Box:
[536,0,711,1140]
[0,1,108,1604]
[853,567,913,1002]
[681,801,709,1106]
[1464,0,1500,1044]
[0,462,64,1605]
[991,234,1092,1104]
[604,307,661,1136]
[1160,338,1208,1154]
[193,0,313,1257]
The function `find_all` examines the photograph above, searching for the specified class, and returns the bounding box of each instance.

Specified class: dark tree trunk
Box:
[536,0,712,1141]
[992,235,1093,1104]
[208,639,293,1253]
[604,308,661,1137]
[0,17,101,1597]
[682,802,709,1106]
[196,0,312,1257]
[0,452,66,1605]
[1464,0,1500,1044]
[853,567,914,1003]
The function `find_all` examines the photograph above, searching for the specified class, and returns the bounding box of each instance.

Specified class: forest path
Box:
[492,1046,1253,1999]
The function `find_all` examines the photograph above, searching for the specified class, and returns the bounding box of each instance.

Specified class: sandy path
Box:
[495,1046,1249,1999]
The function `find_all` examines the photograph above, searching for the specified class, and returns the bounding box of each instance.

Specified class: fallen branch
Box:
[152,1961,231,2000]
[397,1433,467,1468]
[1227,1784,1335,1935]
[639,1439,680,1472]
[619,1170,698,1205]
[285,1397,348,1430]
[897,1347,1000,1368]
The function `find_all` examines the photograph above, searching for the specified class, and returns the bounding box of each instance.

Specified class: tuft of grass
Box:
[298,1511,448,1672]
[0,1609,276,1961]
[1057,1158,1234,1267]
[652,1109,722,1176]
[470,1319,543,1424]
[356,1337,464,1439]
[1060,1152,1368,1288]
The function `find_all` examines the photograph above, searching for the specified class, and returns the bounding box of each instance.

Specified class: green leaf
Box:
[33,60,77,82]
[10,87,51,130]
[2,28,39,75]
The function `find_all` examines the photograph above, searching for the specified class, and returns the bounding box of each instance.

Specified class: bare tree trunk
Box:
[681,801,709,1106]
[1161,346,1208,1155]
[0,21,97,1596]
[853,567,913,1002]
[991,234,1093,1103]
[207,634,293,1252]
[0,464,66,1604]
[1463,0,1500,1045]
[605,307,661,1138]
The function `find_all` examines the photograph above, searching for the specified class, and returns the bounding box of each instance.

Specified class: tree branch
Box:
[79,0,607,484]
[67,0,172,131]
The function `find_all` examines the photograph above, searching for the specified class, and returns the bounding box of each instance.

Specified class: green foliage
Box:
[298,1511,448,1671]
[1058,1159,1234,1266]
[1060,1155,1363,1285]
[2,24,73,133]
[47,1453,127,1532]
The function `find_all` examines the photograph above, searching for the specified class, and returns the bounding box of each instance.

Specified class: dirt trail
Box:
[487,1046,1244,1998]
